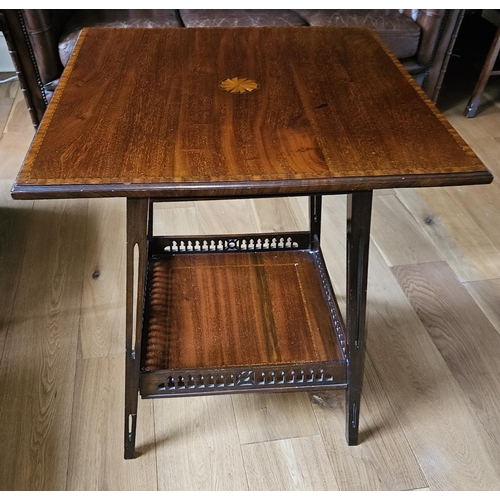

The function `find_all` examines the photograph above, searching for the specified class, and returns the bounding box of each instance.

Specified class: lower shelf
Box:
[140,249,347,397]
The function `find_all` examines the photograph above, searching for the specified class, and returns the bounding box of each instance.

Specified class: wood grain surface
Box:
[67,356,157,490]
[363,246,500,490]
[143,251,344,371]
[371,194,443,266]
[395,187,500,282]
[0,182,33,359]
[79,199,126,358]
[232,391,319,445]
[309,356,427,491]
[12,27,491,200]
[464,278,500,335]
[0,199,88,489]
[154,395,248,490]
[241,435,340,490]
[393,261,500,449]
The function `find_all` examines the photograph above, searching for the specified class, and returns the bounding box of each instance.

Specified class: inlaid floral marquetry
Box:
[219,77,259,94]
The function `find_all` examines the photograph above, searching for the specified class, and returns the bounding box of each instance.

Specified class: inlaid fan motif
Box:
[219,77,260,94]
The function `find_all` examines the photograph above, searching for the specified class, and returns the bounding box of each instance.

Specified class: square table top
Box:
[11,26,492,200]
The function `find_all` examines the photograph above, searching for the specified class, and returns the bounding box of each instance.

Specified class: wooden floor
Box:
[1,68,500,490]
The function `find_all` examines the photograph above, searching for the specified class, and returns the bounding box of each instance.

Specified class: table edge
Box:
[10,170,493,200]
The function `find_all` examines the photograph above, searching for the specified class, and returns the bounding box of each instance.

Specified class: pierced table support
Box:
[309,195,322,248]
[124,198,150,459]
[345,190,373,445]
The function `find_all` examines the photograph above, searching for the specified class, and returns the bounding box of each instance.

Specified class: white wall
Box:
[0,33,15,72]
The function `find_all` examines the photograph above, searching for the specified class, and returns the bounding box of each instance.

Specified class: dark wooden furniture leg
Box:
[310,195,322,247]
[464,24,500,118]
[345,191,373,445]
[124,198,150,459]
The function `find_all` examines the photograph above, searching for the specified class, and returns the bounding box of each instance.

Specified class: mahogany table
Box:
[11,27,492,460]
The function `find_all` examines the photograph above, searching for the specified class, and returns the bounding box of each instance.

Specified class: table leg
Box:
[345,191,373,445]
[309,195,322,248]
[464,25,500,118]
[124,198,150,459]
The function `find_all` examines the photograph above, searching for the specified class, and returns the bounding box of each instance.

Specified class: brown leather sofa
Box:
[0,9,465,128]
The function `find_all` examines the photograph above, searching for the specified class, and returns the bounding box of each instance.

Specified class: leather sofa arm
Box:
[413,9,447,68]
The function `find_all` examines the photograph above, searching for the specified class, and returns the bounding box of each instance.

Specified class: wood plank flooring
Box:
[1,68,500,490]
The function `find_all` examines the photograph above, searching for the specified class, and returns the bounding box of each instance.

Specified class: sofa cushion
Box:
[179,9,307,28]
[294,9,421,59]
[58,9,181,66]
